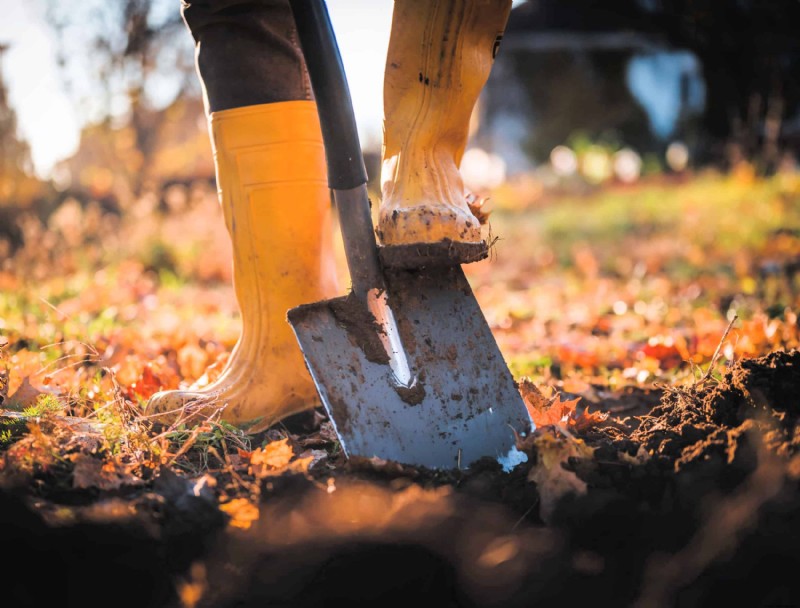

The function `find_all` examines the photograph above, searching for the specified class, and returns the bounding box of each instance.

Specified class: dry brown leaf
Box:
[466,193,492,225]
[298,449,328,470]
[8,377,43,409]
[526,429,594,523]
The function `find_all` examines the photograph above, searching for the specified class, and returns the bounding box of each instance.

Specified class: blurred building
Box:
[476,0,800,174]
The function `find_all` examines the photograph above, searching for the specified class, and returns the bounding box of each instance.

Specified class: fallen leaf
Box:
[525,429,594,523]
[248,438,294,477]
[297,421,340,448]
[177,343,211,382]
[571,408,610,432]
[298,449,328,470]
[519,378,581,428]
[115,355,180,401]
[519,379,609,433]
[7,377,43,409]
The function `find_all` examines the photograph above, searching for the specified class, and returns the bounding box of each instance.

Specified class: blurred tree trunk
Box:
[46,0,195,203]
[0,44,38,206]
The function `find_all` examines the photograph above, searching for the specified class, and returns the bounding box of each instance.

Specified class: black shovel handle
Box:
[289,0,368,190]
[290,0,384,298]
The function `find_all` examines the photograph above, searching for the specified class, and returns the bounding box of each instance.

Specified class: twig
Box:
[209,441,257,495]
[163,422,209,467]
[39,297,69,321]
[511,499,539,531]
[700,314,738,384]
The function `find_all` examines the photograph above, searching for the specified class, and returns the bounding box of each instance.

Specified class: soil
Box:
[2,349,800,608]
[378,239,489,269]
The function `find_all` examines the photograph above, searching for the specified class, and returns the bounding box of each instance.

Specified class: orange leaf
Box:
[116,355,180,401]
[177,344,211,382]
[639,336,683,369]
[569,408,609,433]
[519,378,581,428]
[249,438,294,478]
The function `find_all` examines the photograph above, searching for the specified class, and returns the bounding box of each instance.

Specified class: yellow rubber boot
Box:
[147,102,337,432]
[378,0,512,251]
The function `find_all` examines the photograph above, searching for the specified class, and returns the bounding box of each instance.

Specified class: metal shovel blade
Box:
[288,265,533,470]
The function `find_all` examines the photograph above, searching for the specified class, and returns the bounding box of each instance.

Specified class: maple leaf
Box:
[519,379,609,433]
[519,378,581,428]
[570,408,610,432]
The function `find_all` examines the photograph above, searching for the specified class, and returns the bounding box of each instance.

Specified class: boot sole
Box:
[378,239,488,270]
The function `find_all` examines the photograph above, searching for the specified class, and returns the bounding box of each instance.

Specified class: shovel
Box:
[287,0,532,470]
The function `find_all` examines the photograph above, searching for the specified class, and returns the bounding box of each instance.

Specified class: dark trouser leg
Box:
[181,0,311,112]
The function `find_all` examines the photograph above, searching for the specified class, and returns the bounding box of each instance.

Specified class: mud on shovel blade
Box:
[287,0,532,469]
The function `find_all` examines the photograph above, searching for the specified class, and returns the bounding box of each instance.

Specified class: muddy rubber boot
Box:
[377,0,512,269]
[146,102,338,431]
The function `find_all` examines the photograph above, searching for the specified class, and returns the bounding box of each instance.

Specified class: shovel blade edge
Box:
[288,266,532,470]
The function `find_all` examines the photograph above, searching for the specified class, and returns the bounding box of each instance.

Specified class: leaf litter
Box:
[1,174,799,606]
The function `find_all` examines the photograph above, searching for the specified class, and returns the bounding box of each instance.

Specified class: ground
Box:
[1,170,799,607]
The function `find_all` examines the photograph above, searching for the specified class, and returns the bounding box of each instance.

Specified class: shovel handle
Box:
[290,0,384,298]
[289,0,368,191]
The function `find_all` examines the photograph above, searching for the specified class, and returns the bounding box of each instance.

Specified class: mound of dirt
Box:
[2,350,799,607]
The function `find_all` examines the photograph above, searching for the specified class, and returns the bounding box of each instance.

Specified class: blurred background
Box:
[1,0,798,391]
[1,0,798,229]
